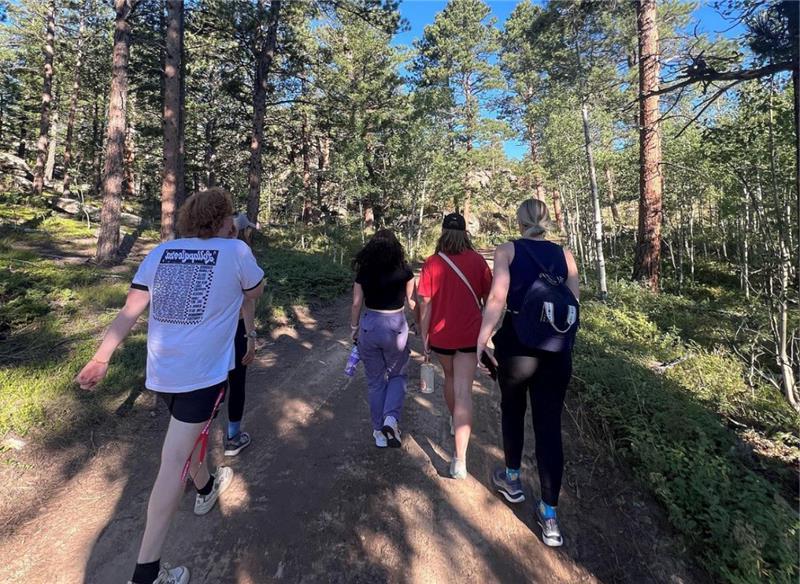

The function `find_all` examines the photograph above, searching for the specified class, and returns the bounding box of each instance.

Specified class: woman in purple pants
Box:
[350,230,417,448]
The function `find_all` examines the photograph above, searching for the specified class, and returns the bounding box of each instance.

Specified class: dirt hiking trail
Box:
[1,294,702,583]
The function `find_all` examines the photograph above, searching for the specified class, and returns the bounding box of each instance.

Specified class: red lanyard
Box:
[180,385,226,483]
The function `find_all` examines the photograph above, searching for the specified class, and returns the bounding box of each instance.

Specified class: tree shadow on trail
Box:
[3,293,719,583]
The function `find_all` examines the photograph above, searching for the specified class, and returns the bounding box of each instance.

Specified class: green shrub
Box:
[576,285,799,583]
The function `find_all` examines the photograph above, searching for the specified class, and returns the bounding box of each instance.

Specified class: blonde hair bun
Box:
[517,198,551,238]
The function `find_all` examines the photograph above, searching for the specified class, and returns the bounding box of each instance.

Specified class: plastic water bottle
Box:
[344,344,360,377]
[420,361,435,394]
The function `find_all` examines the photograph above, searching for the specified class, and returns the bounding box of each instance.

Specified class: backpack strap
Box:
[437,252,482,311]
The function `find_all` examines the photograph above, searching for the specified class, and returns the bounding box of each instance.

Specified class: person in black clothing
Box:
[477,198,580,548]
[225,213,259,456]
[350,229,417,448]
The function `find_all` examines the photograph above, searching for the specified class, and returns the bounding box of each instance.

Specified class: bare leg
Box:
[137,416,205,563]
[452,351,478,461]
[437,353,455,415]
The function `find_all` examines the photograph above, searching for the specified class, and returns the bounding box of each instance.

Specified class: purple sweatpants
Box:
[358,310,410,431]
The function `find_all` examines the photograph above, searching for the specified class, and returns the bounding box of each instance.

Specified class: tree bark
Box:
[177,2,186,207]
[204,118,217,188]
[246,0,282,224]
[45,101,59,182]
[96,0,137,263]
[32,0,57,197]
[633,0,663,291]
[604,166,621,226]
[552,188,565,234]
[160,0,184,240]
[63,8,87,195]
[580,100,608,298]
[124,99,136,200]
[528,123,546,201]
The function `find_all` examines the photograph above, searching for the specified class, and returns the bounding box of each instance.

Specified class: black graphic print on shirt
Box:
[153,249,219,324]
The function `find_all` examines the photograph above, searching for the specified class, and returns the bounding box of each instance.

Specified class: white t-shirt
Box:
[131,237,264,393]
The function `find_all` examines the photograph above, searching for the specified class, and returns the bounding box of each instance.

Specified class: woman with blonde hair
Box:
[477,198,580,547]
[77,188,264,584]
[418,213,492,479]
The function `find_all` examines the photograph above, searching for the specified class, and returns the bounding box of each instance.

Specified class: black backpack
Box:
[510,243,579,353]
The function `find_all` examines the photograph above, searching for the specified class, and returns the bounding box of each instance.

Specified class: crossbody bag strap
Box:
[437,252,482,311]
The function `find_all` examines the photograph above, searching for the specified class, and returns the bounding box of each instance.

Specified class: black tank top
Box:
[506,239,568,312]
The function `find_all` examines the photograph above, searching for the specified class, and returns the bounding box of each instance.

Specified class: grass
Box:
[0,207,353,438]
[574,276,799,583]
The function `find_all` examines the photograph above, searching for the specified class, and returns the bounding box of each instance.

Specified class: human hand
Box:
[76,359,109,390]
[350,325,359,342]
[242,338,256,366]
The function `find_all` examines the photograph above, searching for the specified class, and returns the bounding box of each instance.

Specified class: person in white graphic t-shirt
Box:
[76,188,264,584]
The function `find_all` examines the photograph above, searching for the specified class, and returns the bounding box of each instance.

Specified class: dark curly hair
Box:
[352,229,408,277]
[177,187,233,239]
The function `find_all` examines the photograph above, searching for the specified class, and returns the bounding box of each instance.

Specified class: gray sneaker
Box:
[536,501,564,547]
[224,432,251,456]
[194,466,233,516]
[127,564,189,584]
[491,467,525,503]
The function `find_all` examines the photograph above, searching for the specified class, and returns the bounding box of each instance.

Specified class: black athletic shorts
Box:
[431,346,477,356]
[159,381,227,424]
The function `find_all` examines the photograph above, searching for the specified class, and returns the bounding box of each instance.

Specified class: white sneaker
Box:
[127,564,190,584]
[194,466,233,516]
[381,415,401,448]
[373,430,388,448]
[449,415,455,436]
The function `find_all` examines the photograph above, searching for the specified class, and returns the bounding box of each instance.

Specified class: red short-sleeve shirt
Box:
[417,250,493,349]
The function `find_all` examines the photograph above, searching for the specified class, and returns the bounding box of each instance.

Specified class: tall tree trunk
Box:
[527,122,546,201]
[91,91,105,196]
[316,134,329,205]
[63,8,87,195]
[96,0,137,263]
[176,2,186,207]
[32,0,57,197]
[160,0,184,240]
[301,109,312,222]
[123,99,136,200]
[17,127,27,159]
[604,166,621,226]
[45,99,59,182]
[633,0,663,291]
[462,73,475,223]
[552,188,565,234]
[204,118,216,187]
[580,100,608,298]
[246,0,282,224]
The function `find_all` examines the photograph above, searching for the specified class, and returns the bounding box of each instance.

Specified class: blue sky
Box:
[393,0,744,159]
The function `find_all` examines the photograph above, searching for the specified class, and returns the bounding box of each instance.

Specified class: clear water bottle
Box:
[344,344,360,377]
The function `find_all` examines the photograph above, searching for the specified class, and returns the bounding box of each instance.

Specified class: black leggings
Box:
[228,319,247,423]
[497,350,572,506]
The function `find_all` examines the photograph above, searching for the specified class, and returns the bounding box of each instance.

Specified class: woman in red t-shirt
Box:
[418,213,492,479]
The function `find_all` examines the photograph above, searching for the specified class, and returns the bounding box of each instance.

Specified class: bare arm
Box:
[405,277,417,312]
[243,280,265,301]
[350,282,364,340]
[76,288,150,390]
[419,295,432,354]
[476,244,513,361]
[564,248,580,301]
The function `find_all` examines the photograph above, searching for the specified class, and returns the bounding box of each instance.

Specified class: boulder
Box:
[0,152,33,179]
[0,152,34,194]
[52,196,142,228]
